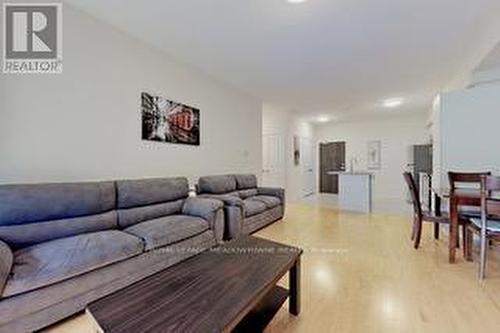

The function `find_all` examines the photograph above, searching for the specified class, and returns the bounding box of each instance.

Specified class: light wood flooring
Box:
[45,202,500,333]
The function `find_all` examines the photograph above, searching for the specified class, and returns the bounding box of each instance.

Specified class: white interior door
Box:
[301,137,315,196]
[262,134,285,187]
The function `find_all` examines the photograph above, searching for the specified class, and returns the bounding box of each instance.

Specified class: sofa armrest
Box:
[223,205,243,240]
[196,194,244,240]
[257,187,285,204]
[0,240,13,297]
[182,198,225,243]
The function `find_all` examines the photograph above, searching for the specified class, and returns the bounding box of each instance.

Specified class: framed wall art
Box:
[141,92,200,146]
[367,140,381,170]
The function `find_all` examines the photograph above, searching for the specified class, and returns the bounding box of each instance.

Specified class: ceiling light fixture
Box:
[288,0,307,3]
[317,116,330,123]
[382,97,403,108]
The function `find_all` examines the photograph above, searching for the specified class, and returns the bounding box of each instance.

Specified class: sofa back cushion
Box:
[238,189,258,199]
[198,175,237,194]
[0,182,117,249]
[234,174,257,190]
[116,178,189,228]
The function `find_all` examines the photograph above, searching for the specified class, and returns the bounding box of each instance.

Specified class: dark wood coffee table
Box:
[86,236,302,333]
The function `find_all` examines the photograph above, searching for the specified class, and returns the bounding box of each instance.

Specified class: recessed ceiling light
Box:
[383,98,403,108]
[317,116,330,123]
[288,0,307,3]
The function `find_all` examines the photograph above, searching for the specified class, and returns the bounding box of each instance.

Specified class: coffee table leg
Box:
[289,257,301,316]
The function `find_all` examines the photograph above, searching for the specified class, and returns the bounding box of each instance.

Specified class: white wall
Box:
[315,114,430,202]
[262,105,315,202]
[432,48,500,188]
[0,4,262,185]
[437,83,500,185]
[431,96,442,189]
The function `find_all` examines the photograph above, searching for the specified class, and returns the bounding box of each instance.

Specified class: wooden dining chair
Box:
[448,171,492,218]
[448,172,492,187]
[464,175,500,280]
[403,172,465,249]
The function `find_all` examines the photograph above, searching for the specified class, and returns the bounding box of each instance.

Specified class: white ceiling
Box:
[476,42,500,72]
[65,0,500,121]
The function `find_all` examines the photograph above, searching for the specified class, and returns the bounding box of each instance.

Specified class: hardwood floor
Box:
[45,202,500,333]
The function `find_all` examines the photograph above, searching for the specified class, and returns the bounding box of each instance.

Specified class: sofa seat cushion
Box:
[243,199,268,217]
[124,215,209,251]
[3,230,143,297]
[252,195,281,209]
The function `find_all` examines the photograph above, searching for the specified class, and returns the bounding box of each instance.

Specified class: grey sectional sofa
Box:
[0,177,224,333]
[197,174,285,239]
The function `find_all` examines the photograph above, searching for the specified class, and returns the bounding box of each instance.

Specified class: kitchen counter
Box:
[327,171,373,213]
[327,171,373,176]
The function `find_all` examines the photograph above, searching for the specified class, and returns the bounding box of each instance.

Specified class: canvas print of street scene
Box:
[141,92,200,146]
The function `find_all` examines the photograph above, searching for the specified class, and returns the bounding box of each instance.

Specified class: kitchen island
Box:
[327,172,373,213]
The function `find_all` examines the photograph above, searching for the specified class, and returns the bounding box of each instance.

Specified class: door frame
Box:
[262,132,286,188]
[319,141,346,194]
[301,137,315,197]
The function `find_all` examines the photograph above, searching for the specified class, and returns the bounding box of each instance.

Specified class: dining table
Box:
[432,187,481,263]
